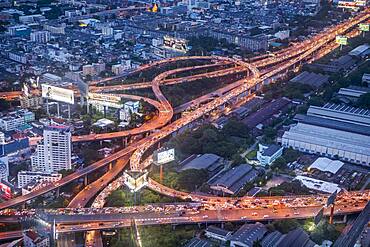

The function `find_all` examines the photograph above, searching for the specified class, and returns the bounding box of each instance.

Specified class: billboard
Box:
[163,36,189,53]
[359,23,370,32]
[154,148,175,165]
[0,182,12,199]
[335,36,348,45]
[87,93,123,109]
[337,0,365,9]
[123,171,148,192]
[42,84,74,104]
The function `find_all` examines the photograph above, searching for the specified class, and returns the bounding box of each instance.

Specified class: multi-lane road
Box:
[0,7,369,246]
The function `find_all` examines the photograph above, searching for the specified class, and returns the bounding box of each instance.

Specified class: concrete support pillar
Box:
[46,99,50,116]
[68,104,71,120]
[57,102,60,118]
[56,188,60,197]
[329,204,335,224]
[84,175,88,186]
[109,162,113,170]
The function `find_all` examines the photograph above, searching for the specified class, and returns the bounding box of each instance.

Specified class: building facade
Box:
[282,103,370,166]
[31,126,72,172]
[17,170,62,188]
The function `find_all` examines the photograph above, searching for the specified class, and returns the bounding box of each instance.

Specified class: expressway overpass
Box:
[0,200,367,241]
[0,9,369,247]
[0,7,368,208]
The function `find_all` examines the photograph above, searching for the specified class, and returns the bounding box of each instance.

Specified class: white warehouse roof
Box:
[309,157,344,174]
[295,175,341,194]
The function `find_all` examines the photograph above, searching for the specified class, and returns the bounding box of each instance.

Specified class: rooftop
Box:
[294,114,370,136]
[181,153,222,171]
[295,175,341,194]
[308,157,344,174]
[290,71,329,88]
[229,223,267,246]
[209,164,258,194]
[205,225,232,238]
[261,144,282,156]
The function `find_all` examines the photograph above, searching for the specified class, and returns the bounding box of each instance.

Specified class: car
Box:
[202,215,209,219]
[240,216,247,220]
[263,215,269,218]
[252,212,258,216]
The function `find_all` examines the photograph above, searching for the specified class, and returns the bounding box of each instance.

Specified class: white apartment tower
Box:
[30,31,51,43]
[31,126,72,172]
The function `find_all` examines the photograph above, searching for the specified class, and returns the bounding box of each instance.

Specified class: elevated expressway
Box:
[0,8,369,246]
[0,7,368,210]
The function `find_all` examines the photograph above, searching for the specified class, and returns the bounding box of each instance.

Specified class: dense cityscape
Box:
[0,0,369,246]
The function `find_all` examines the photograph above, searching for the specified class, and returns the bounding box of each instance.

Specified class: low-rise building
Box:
[257,144,283,166]
[205,225,232,242]
[17,170,62,188]
[0,156,9,182]
[0,110,35,131]
[308,157,344,175]
[295,175,341,194]
[181,153,225,174]
[23,230,50,247]
[124,101,140,114]
[229,223,267,247]
[337,86,370,102]
[209,164,258,195]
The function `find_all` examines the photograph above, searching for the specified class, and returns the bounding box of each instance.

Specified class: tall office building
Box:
[31,126,72,172]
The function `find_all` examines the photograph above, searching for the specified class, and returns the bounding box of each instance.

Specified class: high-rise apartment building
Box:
[31,126,72,172]
[30,31,51,43]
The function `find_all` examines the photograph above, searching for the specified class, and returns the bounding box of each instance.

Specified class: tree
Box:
[270,157,287,171]
[231,153,245,166]
[177,169,208,192]
[357,93,370,109]
[310,220,341,243]
[0,99,10,111]
[269,181,312,196]
[273,219,300,234]
[222,118,250,138]
[283,148,300,163]
[81,148,100,165]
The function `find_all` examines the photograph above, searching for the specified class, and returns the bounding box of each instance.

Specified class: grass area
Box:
[246,149,257,160]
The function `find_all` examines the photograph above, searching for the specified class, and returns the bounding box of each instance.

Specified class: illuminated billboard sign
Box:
[87,93,123,109]
[335,36,348,45]
[42,84,74,104]
[359,23,369,32]
[154,148,175,165]
[0,183,12,199]
[123,171,148,192]
[163,36,189,53]
[337,0,365,9]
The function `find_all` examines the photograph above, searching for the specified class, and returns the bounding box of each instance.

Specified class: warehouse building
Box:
[209,164,258,195]
[282,104,370,166]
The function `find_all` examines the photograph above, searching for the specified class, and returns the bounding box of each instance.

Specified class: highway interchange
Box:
[0,7,370,246]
